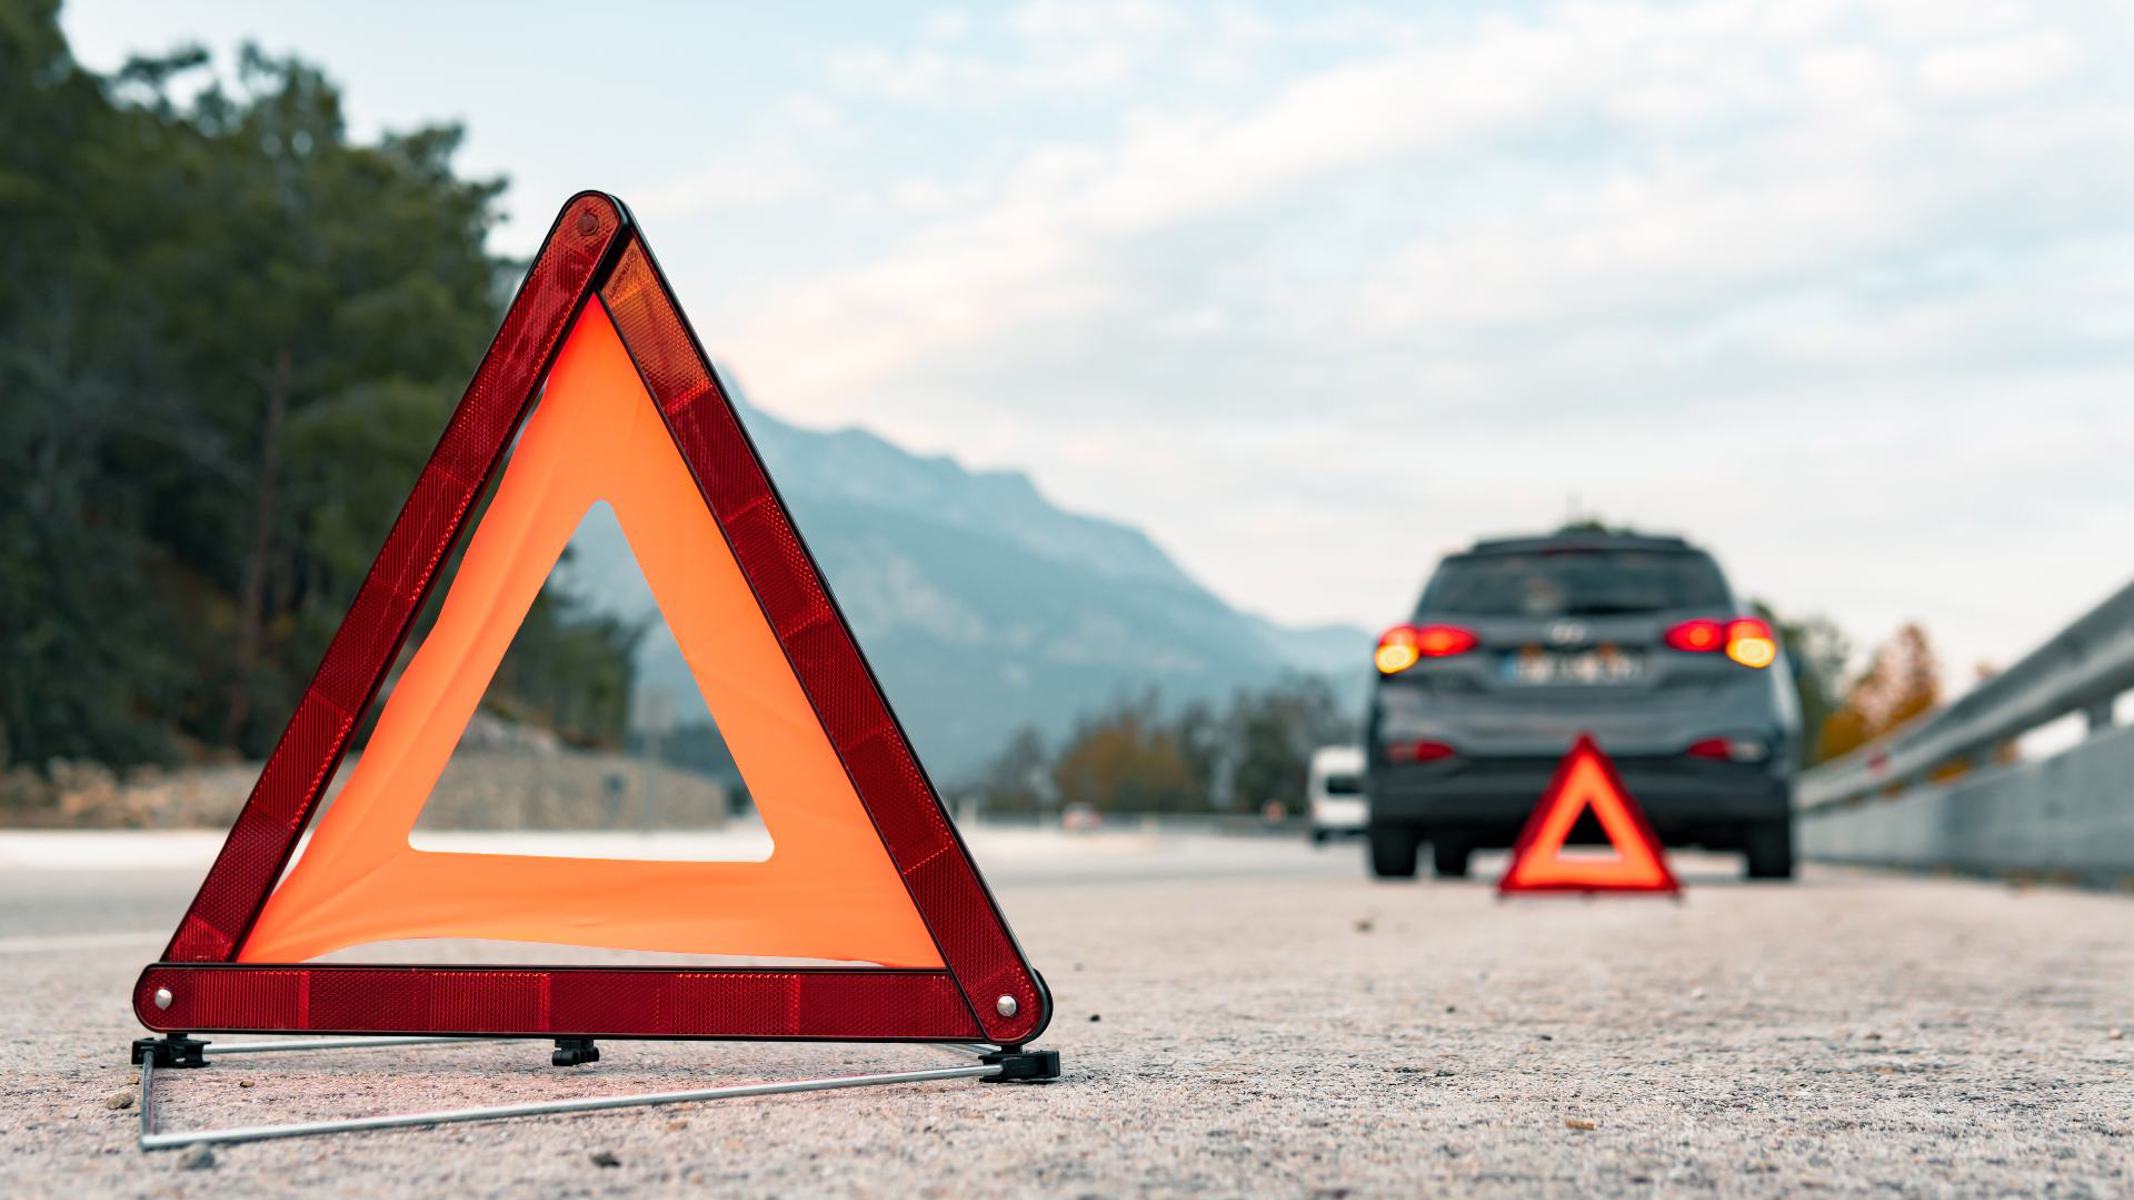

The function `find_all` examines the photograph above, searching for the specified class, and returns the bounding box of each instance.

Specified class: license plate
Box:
[1502,647,1645,685]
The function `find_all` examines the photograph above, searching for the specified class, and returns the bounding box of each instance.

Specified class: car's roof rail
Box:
[1466,529,1695,555]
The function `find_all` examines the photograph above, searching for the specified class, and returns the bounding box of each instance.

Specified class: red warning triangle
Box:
[136,193,1050,1046]
[1497,734,1680,895]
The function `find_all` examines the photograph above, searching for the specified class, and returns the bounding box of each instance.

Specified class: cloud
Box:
[1916,30,2081,100]
[671,0,2134,683]
[740,7,1626,406]
[923,11,971,40]
[829,0,1190,103]
[633,156,820,220]
[627,93,849,223]
[731,0,2133,403]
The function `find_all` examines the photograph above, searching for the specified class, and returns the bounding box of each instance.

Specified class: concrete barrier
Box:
[1801,722,2134,881]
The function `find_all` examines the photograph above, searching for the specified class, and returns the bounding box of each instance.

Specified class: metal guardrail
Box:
[1797,577,2134,811]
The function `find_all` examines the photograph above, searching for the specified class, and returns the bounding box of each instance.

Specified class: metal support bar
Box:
[203,1036,510,1056]
[135,1038,1018,1151]
[137,1053,157,1144]
[2085,697,2116,734]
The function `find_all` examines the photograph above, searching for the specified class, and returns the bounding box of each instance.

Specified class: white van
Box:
[1307,745,1369,844]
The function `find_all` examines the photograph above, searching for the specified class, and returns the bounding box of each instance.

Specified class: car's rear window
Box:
[1419,550,1730,618]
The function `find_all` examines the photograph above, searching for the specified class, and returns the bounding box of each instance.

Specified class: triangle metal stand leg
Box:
[133,1036,1059,1151]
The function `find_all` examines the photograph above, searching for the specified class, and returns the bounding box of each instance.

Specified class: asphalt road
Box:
[1,830,2129,1198]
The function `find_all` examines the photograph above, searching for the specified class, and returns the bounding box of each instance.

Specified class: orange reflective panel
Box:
[242,304,943,967]
[1497,734,1680,895]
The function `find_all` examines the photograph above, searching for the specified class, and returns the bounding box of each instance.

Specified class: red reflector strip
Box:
[1684,738,1731,760]
[597,240,1045,1047]
[135,966,982,1041]
[1388,740,1457,763]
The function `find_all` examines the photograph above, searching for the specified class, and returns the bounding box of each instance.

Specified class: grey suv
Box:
[1365,529,1799,880]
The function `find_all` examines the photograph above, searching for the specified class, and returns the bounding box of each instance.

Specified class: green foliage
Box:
[1052,689,1196,814]
[0,3,636,770]
[1220,676,1349,814]
[487,594,646,751]
[1754,602,1853,767]
[971,725,1050,813]
[975,677,1354,815]
[1819,622,1940,764]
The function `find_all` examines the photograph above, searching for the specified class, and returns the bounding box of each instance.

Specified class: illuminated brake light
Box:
[1684,737,1731,760]
[1375,627,1421,675]
[1415,625,1477,657]
[1388,739,1457,763]
[1664,619,1725,652]
[1724,618,1777,669]
[1374,624,1477,675]
[1665,617,1776,669]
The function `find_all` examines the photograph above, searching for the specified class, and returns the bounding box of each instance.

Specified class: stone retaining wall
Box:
[1,750,729,831]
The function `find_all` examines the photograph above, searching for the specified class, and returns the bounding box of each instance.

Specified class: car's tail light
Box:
[1374,627,1420,674]
[1374,624,1477,674]
[1684,737,1731,760]
[1685,736,1770,762]
[1723,617,1777,668]
[1664,619,1725,652]
[1387,739,1458,763]
[1664,617,1776,669]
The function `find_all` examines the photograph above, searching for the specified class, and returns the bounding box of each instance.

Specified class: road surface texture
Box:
[1,830,2128,1197]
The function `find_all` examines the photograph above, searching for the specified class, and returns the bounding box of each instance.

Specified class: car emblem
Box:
[1546,620,1589,645]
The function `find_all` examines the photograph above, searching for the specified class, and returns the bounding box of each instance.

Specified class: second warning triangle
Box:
[1498,734,1681,896]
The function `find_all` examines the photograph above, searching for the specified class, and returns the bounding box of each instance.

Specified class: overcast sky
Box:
[64,0,2134,689]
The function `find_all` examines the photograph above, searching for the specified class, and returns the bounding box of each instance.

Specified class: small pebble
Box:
[2110,1028,2124,1041]
[590,1150,621,1168]
[104,1091,134,1111]
[1089,1013,1102,1022]
[180,1146,216,1171]
[237,1079,255,1089]
[1564,1118,1597,1131]
[666,1119,689,1132]
[1353,918,1375,933]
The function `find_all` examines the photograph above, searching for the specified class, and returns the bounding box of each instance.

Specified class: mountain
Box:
[553,392,1372,781]
[1240,615,1380,682]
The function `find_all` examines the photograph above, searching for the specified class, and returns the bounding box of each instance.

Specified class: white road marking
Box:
[0,826,1174,870]
[0,830,225,870]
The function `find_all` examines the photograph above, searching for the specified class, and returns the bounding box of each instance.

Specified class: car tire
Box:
[1368,824,1419,879]
[1431,838,1471,878]
[1310,828,1329,847]
[1744,820,1794,880]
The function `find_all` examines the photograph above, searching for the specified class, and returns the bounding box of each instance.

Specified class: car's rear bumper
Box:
[1369,757,1790,849]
